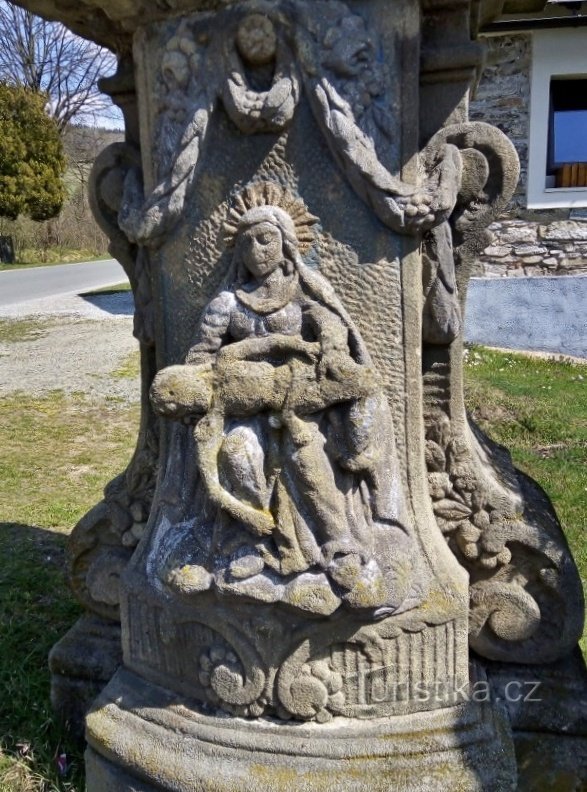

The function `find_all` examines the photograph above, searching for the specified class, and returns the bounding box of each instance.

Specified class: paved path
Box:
[0,259,127,307]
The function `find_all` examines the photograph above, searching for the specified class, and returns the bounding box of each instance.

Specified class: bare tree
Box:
[0,1,119,131]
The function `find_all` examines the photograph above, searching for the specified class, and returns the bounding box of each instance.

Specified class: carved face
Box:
[323,17,373,78]
[237,221,283,279]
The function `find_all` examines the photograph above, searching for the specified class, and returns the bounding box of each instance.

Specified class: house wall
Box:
[469,34,587,277]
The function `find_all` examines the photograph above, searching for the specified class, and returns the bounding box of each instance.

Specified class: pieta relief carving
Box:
[64,0,582,697]
[150,182,416,617]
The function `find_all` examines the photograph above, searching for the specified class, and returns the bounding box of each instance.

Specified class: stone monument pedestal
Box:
[85,668,516,792]
[9,0,585,788]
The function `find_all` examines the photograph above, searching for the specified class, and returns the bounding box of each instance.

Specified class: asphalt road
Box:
[0,258,127,307]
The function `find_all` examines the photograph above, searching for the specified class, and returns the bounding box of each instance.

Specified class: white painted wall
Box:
[465,275,587,358]
[528,28,587,209]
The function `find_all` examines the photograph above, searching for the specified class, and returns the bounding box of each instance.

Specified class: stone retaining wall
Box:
[469,35,587,277]
[481,218,587,277]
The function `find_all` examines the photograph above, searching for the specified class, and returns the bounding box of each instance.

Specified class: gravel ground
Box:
[0,292,140,402]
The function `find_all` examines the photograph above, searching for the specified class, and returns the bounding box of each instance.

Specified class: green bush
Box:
[0,84,66,222]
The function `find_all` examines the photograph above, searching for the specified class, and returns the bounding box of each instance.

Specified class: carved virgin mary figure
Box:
[151,182,418,615]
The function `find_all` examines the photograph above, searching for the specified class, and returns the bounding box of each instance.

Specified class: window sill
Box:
[528,186,587,208]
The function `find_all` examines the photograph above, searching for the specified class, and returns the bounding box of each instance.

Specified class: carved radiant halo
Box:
[223,181,319,255]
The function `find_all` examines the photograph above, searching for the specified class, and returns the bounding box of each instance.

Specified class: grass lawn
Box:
[79,283,132,297]
[0,392,139,791]
[0,319,55,345]
[0,346,584,790]
[465,346,587,655]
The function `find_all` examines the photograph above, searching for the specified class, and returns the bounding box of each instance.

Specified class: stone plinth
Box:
[10,0,585,789]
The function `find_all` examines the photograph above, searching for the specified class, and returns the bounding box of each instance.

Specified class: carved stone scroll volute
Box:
[421,121,584,664]
[79,8,521,790]
[49,62,160,731]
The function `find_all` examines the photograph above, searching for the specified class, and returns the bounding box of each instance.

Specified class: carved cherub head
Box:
[322,14,373,79]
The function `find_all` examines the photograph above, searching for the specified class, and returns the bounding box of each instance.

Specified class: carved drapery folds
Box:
[26,1,585,787]
[150,181,418,617]
[117,1,465,249]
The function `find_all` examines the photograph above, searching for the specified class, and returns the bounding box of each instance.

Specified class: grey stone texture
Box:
[9,0,585,789]
[465,274,587,358]
[479,217,587,278]
[470,34,587,278]
[470,35,531,209]
[84,667,518,792]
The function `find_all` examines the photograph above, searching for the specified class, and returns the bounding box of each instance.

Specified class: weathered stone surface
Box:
[477,219,587,276]
[49,615,122,737]
[85,667,518,792]
[515,733,587,792]
[539,221,587,242]
[513,245,547,256]
[18,0,585,789]
[484,245,510,257]
[469,35,587,278]
[470,35,531,209]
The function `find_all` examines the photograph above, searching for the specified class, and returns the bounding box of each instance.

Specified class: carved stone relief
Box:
[75,0,582,704]
[49,4,583,736]
[421,123,585,663]
[106,3,479,740]
[117,1,463,250]
[126,595,466,723]
[150,181,417,617]
[31,0,585,787]
[68,132,159,622]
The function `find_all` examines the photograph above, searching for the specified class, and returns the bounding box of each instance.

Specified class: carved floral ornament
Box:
[34,5,584,783]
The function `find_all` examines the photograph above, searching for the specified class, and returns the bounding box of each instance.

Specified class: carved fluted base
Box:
[85,668,517,792]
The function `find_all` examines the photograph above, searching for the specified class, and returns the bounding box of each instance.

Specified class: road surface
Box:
[0,258,127,307]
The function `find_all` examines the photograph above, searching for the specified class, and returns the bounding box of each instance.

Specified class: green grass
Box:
[464,346,587,653]
[111,350,140,381]
[0,320,54,345]
[79,282,131,297]
[0,525,82,792]
[0,391,139,791]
